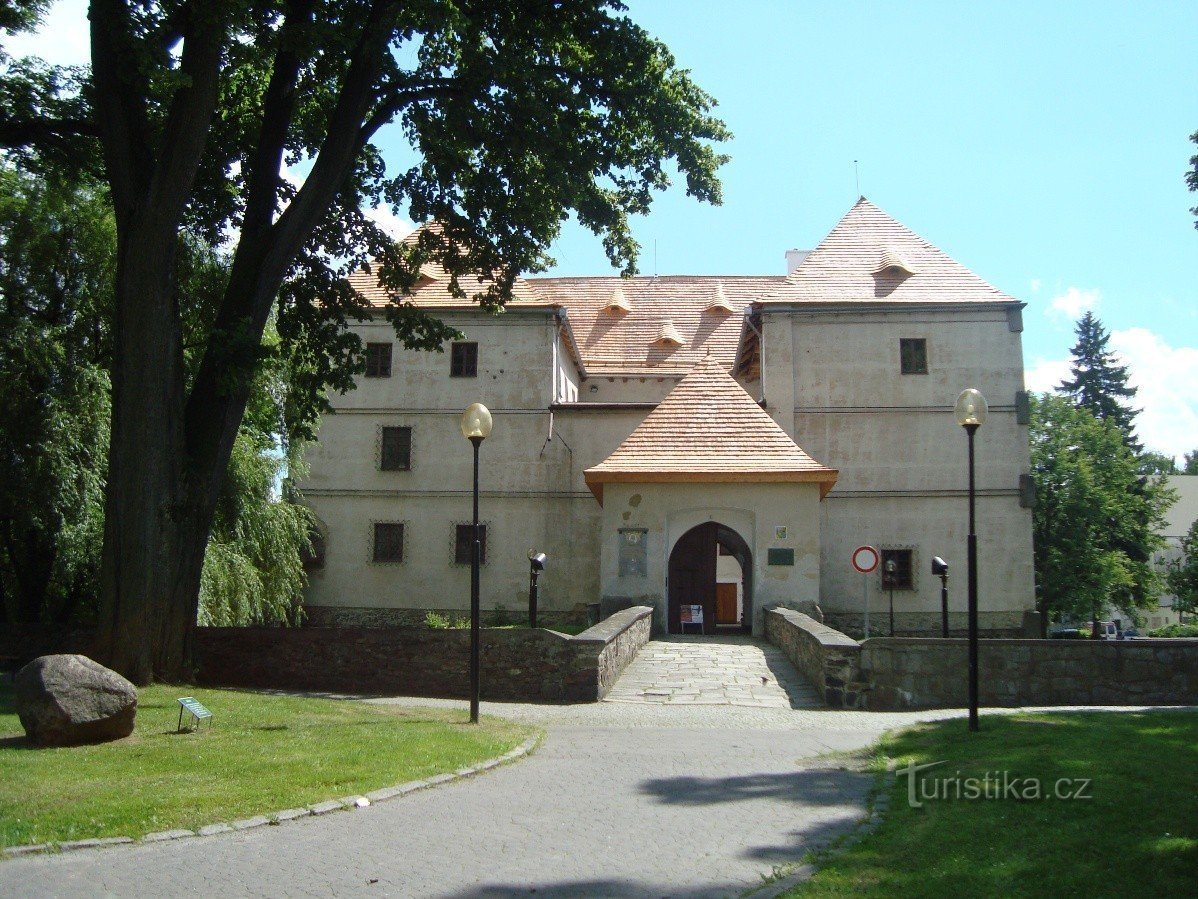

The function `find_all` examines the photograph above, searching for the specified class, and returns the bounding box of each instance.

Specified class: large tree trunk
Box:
[95,217,190,684]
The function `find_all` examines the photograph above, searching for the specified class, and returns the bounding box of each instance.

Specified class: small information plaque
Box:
[767,548,795,566]
[177,697,213,732]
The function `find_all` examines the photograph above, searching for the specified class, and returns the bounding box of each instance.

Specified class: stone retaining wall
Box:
[861,637,1198,709]
[764,607,868,708]
[195,606,653,703]
[765,607,1198,710]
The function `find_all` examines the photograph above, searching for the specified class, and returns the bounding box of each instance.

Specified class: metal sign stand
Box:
[852,545,881,639]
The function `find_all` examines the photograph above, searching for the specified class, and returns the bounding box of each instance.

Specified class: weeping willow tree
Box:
[198,320,314,627]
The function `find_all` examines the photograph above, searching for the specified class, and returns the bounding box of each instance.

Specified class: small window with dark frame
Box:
[899,338,928,375]
[454,524,487,565]
[450,341,478,378]
[372,522,404,563]
[880,548,914,590]
[380,426,412,471]
[365,342,392,377]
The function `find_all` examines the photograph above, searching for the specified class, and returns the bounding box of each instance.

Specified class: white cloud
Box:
[4,0,90,67]
[1110,328,1198,462]
[363,203,415,241]
[1029,278,1041,294]
[1047,286,1100,322]
[1025,357,1071,394]
[1027,328,1198,463]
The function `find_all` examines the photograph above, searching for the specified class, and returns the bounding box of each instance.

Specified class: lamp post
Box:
[932,556,949,638]
[885,559,897,636]
[955,388,987,732]
[460,402,493,724]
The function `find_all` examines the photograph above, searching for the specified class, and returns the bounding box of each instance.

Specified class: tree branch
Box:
[0,117,98,148]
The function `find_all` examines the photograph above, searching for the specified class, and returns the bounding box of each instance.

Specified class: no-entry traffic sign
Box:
[852,545,880,574]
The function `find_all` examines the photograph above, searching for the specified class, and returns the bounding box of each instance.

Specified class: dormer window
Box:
[654,321,684,347]
[704,283,735,314]
[604,286,632,315]
[875,248,915,276]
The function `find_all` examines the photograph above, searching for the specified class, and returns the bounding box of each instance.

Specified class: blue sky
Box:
[10,1,1197,460]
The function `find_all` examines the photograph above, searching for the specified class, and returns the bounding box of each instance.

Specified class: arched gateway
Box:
[668,522,753,634]
[585,356,838,635]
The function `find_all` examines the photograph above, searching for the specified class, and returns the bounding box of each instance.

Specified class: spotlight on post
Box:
[528,551,547,628]
[932,556,950,638]
[954,388,987,732]
[460,403,492,724]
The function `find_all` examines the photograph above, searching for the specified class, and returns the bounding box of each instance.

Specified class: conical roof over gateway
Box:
[584,355,838,504]
[765,197,1019,305]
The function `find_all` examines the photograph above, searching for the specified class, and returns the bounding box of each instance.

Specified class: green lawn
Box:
[790,710,1198,897]
[0,683,533,848]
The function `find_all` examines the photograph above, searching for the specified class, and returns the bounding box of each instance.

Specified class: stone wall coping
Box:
[568,606,654,646]
[862,637,1198,648]
[766,607,860,650]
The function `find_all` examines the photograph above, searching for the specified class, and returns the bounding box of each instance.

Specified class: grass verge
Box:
[789,710,1198,897]
[0,682,533,848]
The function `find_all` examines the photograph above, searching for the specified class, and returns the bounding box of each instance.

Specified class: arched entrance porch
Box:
[667,522,753,635]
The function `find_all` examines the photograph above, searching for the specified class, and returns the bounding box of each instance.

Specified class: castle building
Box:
[301,198,1036,636]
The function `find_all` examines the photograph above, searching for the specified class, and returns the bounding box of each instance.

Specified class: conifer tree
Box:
[1057,312,1141,452]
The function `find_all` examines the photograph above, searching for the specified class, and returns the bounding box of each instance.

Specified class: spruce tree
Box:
[1057,312,1141,452]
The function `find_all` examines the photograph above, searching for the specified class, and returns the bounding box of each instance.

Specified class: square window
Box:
[451,341,478,378]
[380,426,412,471]
[365,342,392,377]
[880,548,914,590]
[455,524,487,565]
[899,338,927,375]
[372,522,404,563]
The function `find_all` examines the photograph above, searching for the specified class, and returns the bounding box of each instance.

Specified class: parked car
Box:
[1049,627,1082,639]
[1097,621,1119,640]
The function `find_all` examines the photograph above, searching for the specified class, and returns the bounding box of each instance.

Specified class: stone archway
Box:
[668,522,753,635]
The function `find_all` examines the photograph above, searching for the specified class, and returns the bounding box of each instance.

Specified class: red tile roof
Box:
[764,197,1018,306]
[528,276,783,376]
[584,355,837,503]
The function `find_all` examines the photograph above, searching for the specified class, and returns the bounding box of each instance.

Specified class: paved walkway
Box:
[0,640,975,898]
[604,636,822,709]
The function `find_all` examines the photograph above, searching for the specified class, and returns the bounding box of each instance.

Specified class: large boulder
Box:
[14,654,138,747]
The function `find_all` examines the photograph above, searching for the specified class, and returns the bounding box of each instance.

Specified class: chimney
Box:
[785,248,810,275]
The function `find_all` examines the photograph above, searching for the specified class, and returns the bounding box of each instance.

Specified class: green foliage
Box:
[1029,394,1173,625]
[1188,129,1198,227]
[1148,622,1198,637]
[0,166,112,624]
[487,603,511,627]
[1138,450,1177,476]
[1165,519,1198,616]
[1057,312,1140,452]
[425,610,470,629]
[1183,450,1198,475]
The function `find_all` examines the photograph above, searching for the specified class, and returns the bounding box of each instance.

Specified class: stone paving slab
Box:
[604,635,823,708]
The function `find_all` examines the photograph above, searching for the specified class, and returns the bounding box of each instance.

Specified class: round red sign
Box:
[852,545,880,574]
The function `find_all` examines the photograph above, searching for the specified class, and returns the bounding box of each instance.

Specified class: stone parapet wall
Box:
[765,608,1198,710]
[861,637,1198,709]
[570,606,653,699]
[194,606,653,703]
[764,607,868,709]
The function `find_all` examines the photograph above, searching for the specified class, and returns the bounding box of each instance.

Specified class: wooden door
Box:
[715,583,738,625]
[668,522,718,634]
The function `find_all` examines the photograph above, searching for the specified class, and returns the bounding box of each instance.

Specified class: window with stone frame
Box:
[365,342,392,377]
[454,523,487,565]
[380,426,412,471]
[899,338,928,375]
[450,341,478,377]
[372,522,404,563]
[880,548,915,590]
